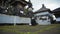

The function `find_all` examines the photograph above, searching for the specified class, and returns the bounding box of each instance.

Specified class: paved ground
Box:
[39,31,60,34]
[0,31,17,34]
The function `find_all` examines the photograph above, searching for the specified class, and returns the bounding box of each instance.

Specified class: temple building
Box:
[34,4,56,25]
[6,0,30,16]
[0,0,33,17]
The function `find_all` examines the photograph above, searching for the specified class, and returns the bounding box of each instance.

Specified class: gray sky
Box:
[26,0,60,12]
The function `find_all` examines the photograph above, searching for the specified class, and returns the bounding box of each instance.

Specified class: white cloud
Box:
[26,0,60,12]
[45,4,60,10]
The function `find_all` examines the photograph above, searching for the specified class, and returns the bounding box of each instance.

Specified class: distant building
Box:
[52,7,60,23]
[52,7,60,17]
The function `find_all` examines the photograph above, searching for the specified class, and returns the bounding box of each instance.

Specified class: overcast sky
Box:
[26,0,60,12]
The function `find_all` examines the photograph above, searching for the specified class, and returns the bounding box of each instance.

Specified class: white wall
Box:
[0,14,31,24]
[36,16,51,25]
[56,17,60,21]
[34,12,49,16]
[34,12,51,25]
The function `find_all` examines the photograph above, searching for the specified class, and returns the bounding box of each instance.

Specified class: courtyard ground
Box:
[0,24,60,34]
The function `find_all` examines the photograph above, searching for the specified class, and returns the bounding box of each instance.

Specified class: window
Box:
[39,16,47,20]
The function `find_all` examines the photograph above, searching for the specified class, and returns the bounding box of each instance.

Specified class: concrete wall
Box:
[0,14,31,24]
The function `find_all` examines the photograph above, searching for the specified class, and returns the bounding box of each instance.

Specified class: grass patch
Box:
[0,24,60,34]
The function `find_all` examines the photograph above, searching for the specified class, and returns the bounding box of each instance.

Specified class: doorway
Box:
[31,18,37,26]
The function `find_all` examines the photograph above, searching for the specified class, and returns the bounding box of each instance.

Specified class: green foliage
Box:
[24,8,28,14]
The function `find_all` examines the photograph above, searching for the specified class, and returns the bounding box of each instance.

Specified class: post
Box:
[14,16,16,26]
[28,17,31,26]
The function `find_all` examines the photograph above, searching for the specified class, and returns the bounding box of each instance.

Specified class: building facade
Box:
[34,4,56,25]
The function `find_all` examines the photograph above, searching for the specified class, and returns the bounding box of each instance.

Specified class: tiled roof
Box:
[34,4,50,14]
